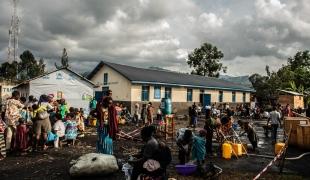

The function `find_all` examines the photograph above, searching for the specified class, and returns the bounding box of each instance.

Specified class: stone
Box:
[69,153,119,177]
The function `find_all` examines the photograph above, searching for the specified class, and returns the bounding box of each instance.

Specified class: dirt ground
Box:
[1,117,310,180]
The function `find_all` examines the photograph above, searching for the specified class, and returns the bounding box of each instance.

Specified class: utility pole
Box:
[8,0,20,63]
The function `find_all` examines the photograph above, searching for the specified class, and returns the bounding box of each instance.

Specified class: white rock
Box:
[69,153,119,177]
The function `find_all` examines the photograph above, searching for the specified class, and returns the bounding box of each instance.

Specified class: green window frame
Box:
[142,86,150,101]
[232,92,236,103]
[187,89,193,102]
[154,86,161,99]
[165,87,172,99]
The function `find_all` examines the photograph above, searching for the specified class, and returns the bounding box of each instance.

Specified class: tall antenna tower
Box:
[7,0,20,63]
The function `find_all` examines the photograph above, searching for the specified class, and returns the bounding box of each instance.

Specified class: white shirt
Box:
[53,120,65,137]
[269,111,281,125]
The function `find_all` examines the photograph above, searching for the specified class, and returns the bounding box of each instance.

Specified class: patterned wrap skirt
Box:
[96,125,113,155]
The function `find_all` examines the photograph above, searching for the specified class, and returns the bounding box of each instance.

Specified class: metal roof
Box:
[88,61,254,92]
[278,89,304,96]
[15,67,97,88]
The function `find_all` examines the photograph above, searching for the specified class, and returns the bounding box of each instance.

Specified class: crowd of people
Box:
[2,88,310,179]
[0,91,86,160]
[177,102,310,173]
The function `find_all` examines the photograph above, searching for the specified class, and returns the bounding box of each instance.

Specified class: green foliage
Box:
[0,61,19,81]
[187,42,226,77]
[250,50,310,107]
[55,48,69,69]
[0,50,46,82]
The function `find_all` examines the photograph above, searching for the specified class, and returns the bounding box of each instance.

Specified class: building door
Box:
[102,87,109,96]
[95,91,103,101]
[203,94,211,107]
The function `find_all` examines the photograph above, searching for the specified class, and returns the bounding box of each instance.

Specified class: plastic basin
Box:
[175,164,197,176]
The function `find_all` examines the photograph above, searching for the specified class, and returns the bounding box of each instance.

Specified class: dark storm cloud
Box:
[0,0,309,75]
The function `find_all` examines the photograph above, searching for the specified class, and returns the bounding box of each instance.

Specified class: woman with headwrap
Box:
[33,94,53,151]
[96,91,118,155]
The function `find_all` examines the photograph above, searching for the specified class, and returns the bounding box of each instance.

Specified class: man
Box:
[204,107,215,156]
[147,102,154,125]
[4,91,24,151]
[191,103,198,127]
[267,106,281,144]
[89,97,97,111]
[133,103,140,126]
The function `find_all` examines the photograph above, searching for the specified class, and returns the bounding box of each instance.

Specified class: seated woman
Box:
[176,129,193,164]
[130,126,166,180]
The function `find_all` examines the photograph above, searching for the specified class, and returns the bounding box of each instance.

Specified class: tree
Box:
[55,48,69,69]
[288,50,310,71]
[250,50,310,107]
[0,61,19,81]
[19,50,46,81]
[0,50,46,82]
[187,42,226,77]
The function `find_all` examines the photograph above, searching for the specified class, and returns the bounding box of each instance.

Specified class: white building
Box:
[0,82,15,110]
[13,68,96,110]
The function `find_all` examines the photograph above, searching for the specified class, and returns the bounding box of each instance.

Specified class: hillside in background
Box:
[219,75,252,87]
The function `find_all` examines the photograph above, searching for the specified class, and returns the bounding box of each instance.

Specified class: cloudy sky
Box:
[0,0,309,76]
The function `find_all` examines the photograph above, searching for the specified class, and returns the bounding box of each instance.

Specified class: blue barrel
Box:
[161,98,172,115]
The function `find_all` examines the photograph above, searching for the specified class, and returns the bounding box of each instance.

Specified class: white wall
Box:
[90,65,131,101]
[29,69,94,110]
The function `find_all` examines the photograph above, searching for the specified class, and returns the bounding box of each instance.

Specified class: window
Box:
[165,87,172,99]
[142,86,150,101]
[243,92,246,103]
[219,91,223,102]
[232,92,236,103]
[154,85,161,99]
[187,89,193,102]
[103,73,108,85]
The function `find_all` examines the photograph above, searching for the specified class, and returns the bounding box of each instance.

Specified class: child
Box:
[20,107,30,123]
[75,109,85,137]
[0,117,6,160]
[65,113,78,145]
[192,130,207,173]
[59,99,69,120]
[14,118,29,155]
[156,105,162,122]
[53,114,65,148]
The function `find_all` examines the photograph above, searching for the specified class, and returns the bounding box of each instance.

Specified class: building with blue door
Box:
[88,61,254,114]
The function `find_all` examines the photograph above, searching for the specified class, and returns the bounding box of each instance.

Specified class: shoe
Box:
[78,134,85,138]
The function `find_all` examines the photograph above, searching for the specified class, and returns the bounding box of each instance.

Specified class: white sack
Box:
[70,153,119,177]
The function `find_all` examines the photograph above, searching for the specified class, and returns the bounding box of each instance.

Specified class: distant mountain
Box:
[219,75,252,87]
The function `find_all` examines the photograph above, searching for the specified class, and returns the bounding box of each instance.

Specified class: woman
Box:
[96,98,118,154]
[130,126,159,180]
[33,94,53,151]
[177,129,193,164]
